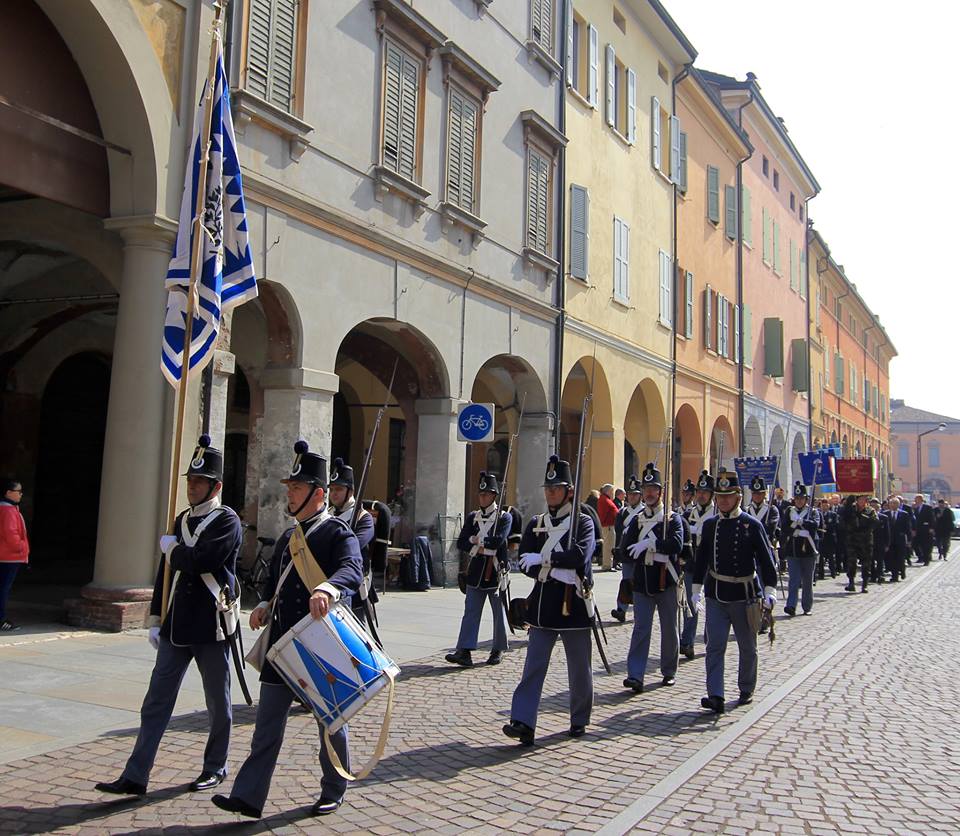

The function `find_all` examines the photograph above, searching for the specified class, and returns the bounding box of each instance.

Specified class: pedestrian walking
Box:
[933,499,954,560]
[446,471,511,668]
[780,482,820,616]
[0,478,29,632]
[95,436,242,797]
[882,496,912,581]
[912,495,935,565]
[691,471,778,714]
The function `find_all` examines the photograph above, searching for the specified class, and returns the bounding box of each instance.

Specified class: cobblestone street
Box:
[1,552,957,835]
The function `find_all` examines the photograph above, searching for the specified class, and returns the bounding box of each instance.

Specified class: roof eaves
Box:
[647,0,697,62]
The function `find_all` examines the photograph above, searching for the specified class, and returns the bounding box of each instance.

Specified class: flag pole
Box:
[161,1,228,621]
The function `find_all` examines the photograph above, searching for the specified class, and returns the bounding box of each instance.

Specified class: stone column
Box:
[256,367,338,540]
[67,215,177,631]
[206,349,235,449]
[415,397,466,586]
[516,414,553,520]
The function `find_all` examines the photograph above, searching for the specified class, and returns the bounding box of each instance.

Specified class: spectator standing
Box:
[933,499,954,560]
[597,484,619,571]
[0,479,29,631]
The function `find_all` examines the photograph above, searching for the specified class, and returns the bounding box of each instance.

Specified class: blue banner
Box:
[734,456,779,486]
[798,450,836,485]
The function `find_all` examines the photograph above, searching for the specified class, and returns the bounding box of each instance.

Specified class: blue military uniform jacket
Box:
[746,500,781,545]
[260,511,363,686]
[149,503,242,646]
[613,502,644,565]
[693,509,778,602]
[518,507,595,630]
[620,508,684,595]
[779,505,821,559]
[456,506,511,589]
[334,503,375,573]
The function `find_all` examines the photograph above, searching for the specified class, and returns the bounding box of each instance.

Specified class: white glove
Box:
[627,537,654,559]
[519,552,543,571]
[148,626,160,650]
[469,535,479,545]
[549,568,579,585]
[690,592,702,610]
[764,595,776,609]
[159,535,178,555]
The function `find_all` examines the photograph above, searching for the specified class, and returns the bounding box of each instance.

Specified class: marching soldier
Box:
[327,458,377,627]
[779,482,821,617]
[679,478,696,513]
[610,474,644,623]
[213,441,362,819]
[446,471,511,667]
[841,494,879,593]
[691,471,778,714]
[95,435,242,797]
[680,472,715,659]
[745,476,780,544]
[504,503,525,571]
[620,463,684,692]
[818,498,841,579]
[503,455,595,746]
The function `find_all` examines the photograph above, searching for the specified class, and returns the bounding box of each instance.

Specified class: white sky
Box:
[668,0,960,419]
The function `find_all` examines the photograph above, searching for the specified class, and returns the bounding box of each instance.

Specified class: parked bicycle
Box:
[237,523,274,602]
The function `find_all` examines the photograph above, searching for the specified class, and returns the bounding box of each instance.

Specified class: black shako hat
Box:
[641,462,663,489]
[478,471,501,494]
[793,481,808,498]
[626,474,642,493]
[697,470,716,492]
[184,434,223,481]
[681,478,696,494]
[750,475,768,493]
[282,440,327,486]
[714,471,741,495]
[542,455,573,487]
[329,458,355,489]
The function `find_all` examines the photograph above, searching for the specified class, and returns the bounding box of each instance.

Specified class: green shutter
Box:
[679,132,688,193]
[724,184,737,240]
[704,285,713,349]
[742,305,752,367]
[791,338,808,391]
[835,354,845,396]
[773,220,781,272]
[762,208,770,263]
[763,317,784,376]
[742,187,752,246]
[707,166,720,224]
[570,185,589,279]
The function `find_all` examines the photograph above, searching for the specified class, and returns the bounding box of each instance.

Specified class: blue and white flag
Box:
[162,38,256,388]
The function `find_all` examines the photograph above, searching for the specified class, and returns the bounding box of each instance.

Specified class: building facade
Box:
[889,403,956,501]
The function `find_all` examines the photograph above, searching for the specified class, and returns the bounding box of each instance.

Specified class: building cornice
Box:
[564,317,673,376]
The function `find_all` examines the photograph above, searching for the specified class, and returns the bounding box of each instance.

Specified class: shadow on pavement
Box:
[107,804,319,835]
[97,706,260,741]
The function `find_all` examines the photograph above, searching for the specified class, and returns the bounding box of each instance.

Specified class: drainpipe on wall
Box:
[735,88,755,456]
[805,216,813,451]
[552,0,569,453]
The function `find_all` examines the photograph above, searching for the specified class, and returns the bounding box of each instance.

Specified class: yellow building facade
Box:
[561,0,695,488]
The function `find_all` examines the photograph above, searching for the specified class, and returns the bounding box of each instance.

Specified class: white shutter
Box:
[565,0,574,86]
[659,250,672,325]
[626,68,637,143]
[684,271,694,338]
[605,45,615,127]
[651,96,661,170]
[532,0,552,51]
[717,294,725,356]
[570,185,589,280]
[382,41,404,174]
[734,304,741,363]
[670,115,681,182]
[621,219,630,299]
[588,26,599,107]
[612,217,621,298]
[742,304,752,366]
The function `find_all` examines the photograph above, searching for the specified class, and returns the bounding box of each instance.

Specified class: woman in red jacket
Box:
[0,478,29,631]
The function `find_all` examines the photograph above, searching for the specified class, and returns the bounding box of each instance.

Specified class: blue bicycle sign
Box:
[457,402,495,443]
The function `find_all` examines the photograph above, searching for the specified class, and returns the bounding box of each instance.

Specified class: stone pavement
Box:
[0,552,957,835]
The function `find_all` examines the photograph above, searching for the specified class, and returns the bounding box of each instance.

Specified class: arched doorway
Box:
[744,415,763,457]
[769,425,786,487]
[560,357,613,494]
[673,403,703,495]
[791,432,806,489]
[624,379,666,488]
[709,416,736,475]
[29,353,110,584]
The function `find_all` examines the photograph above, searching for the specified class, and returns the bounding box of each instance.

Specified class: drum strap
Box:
[321,670,396,782]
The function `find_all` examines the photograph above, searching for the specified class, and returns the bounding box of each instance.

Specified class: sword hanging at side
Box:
[349,358,399,650]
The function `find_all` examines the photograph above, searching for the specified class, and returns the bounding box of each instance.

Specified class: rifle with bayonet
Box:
[349,358,399,649]
[770,444,787,599]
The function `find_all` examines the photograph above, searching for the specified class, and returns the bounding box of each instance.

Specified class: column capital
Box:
[260,366,339,394]
[213,349,235,376]
[104,214,178,250]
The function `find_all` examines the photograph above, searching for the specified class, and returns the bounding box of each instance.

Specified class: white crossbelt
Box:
[469,507,500,558]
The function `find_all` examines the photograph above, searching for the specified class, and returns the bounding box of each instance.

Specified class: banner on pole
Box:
[798,450,836,486]
[835,458,878,493]
[733,456,778,485]
[162,38,257,387]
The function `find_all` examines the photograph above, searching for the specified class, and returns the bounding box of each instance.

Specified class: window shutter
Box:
[532,0,552,51]
[246,0,272,100]
[565,0,574,86]
[626,69,637,143]
[588,25,599,107]
[835,354,844,395]
[762,207,770,263]
[651,96,661,170]
[704,285,713,349]
[613,217,623,298]
[791,338,808,391]
[526,148,549,253]
[684,271,694,339]
[799,248,807,298]
[724,184,737,239]
[733,304,740,363]
[447,88,478,213]
[763,317,784,377]
[247,0,298,111]
[605,45,616,127]
[707,166,720,224]
[743,304,752,367]
[679,132,688,194]
[742,187,752,245]
[773,220,781,272]
[621,220,630,299]
[659,251,672,325]
[789,241,798,290]
[717,294,726,356]
[570,185,589,280]
[670,115,681,182]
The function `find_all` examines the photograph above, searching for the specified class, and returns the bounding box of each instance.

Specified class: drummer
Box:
[213,440,362,820]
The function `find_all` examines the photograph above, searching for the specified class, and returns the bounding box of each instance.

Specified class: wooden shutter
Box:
[733,304,740,363]
[570,185,589,280]
[791,338,808,391]
[651,96,661,170]
[835,353,844,395]
[724,184,737,239]
[707,166,720,224]
[789,241,797,290]
[704,285,713,349]
[626,68,637,143]
[762,207,770,263]
[679,132,688,193]
[605,45,616,126]
[613,217,629,300]
[684,271,694,339]
[447,88,478,213]
[532,0,552,51]
[247,0,298,111]
[382,40,420,181]
[718,294,727,356]
[659,250,671,324]
[763,318,784,376]
[773,220,781,272]
[742,304,752,367]
[526,147,550,253]
[742,187,752,246]
[565,0,574,86]
[799,248,807,298]
[588,25,599,107]
[670,116,681,182]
